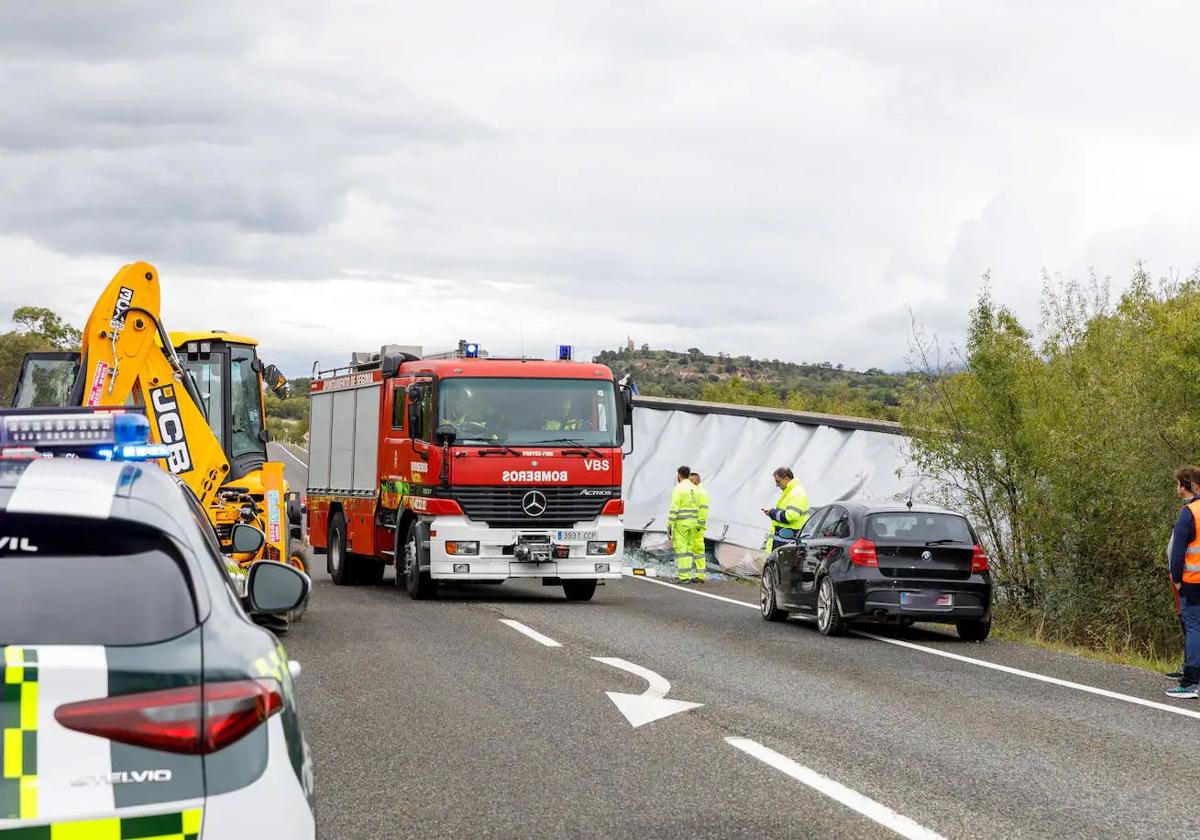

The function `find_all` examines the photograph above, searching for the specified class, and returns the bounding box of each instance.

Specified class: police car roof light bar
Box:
[0,408,154,459]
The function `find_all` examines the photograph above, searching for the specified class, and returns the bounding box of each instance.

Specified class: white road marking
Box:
[855,630,1200,722]
[592,656,703,727]
[624,570,759,610]
[726,737,945,840]
[270,442,308,468]
[499,619,562,648]
[626,570,1200,722]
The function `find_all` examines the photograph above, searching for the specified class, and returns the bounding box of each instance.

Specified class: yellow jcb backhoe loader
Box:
[10,261,304,574]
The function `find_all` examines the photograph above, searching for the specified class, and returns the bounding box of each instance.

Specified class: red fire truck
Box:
[303,344,632,600]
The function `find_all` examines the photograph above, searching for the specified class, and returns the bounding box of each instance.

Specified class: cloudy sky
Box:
[2,1,1198,375]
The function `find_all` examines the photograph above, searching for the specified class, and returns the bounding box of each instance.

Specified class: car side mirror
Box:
[230,523,266,554]
[434,423,457,446]
[247,561,311,615]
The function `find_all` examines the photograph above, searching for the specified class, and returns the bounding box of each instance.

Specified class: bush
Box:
[903,269,1196,659]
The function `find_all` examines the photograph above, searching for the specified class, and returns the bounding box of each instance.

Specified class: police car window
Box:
[178,483,240,593]
[0,516,197,645]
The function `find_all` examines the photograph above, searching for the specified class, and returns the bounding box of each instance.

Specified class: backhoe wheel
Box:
[816,576,847,637]
[288,551,307,575]
[403,522,435,600]
[328,512,356,586]
[562,580,597,601]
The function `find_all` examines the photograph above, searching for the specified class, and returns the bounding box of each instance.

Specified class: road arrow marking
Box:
[591,656,703,728]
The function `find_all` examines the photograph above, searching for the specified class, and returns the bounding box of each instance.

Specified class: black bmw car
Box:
[759,502,993,641]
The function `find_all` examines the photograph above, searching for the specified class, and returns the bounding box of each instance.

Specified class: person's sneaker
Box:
[1165,684,1199,700]
[1166,669,1185,680]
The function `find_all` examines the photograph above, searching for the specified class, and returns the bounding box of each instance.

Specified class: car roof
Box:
[0,457,197,539]
[819,500,966,517]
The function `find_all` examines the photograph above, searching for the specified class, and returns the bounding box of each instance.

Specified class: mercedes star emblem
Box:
[522,490,548,517]
[920,550,933,561]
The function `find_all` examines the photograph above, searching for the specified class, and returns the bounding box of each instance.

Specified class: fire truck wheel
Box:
[328,511,357,586]
[402,522,436,600]
[562,579,597,601]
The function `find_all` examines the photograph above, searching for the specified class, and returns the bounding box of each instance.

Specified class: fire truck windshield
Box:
[438,378,619,447]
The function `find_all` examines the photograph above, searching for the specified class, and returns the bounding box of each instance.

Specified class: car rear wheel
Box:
[956,619,991,642]
[816,576,847,636]
[760,566,787,622]
[563,580,597,601]
[328,512,356,586]
[403,522,435,600]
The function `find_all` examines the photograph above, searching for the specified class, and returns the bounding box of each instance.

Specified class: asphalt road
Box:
[269,444,1199,838]
[281,561,1200,839]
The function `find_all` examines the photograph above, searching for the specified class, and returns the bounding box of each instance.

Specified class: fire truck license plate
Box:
[556,530,599,541]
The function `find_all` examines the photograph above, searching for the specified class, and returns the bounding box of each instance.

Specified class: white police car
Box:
[0,409,315,837]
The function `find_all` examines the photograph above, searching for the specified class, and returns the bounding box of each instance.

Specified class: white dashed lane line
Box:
[499,619,562,648]
[726,737,946,840]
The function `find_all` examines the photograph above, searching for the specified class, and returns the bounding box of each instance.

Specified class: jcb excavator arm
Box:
[75,262,229,505]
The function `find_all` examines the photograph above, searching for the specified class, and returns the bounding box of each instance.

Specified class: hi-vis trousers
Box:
[672,524,706,581]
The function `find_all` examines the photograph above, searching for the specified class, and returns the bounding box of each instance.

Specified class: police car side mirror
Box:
[231,523,266,554]
[434,423,457,446]
[247,561,311,615]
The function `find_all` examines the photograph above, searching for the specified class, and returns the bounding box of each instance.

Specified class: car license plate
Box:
[900,592,954,607]
[555,530,598,541]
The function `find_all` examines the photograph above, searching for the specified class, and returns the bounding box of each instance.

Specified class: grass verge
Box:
[990,615,1178,674]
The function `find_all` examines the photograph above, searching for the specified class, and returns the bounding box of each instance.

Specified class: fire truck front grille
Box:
[452,486,613,528]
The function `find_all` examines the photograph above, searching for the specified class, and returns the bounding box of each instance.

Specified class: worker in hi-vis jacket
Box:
[688,471,709,583]
[668,465,701,583]
[763,466,809,552]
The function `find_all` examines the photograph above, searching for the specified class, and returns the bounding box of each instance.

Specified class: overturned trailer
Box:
[622,396,916,576]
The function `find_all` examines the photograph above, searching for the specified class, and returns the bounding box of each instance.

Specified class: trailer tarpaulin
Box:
[622,398,917,575]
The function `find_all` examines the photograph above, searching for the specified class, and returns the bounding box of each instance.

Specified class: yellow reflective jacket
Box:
[767,478,809,539]
[667,479,699,528]
[691,482,710,529]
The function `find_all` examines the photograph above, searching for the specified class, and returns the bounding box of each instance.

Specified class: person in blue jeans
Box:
[1166,468,1200,699]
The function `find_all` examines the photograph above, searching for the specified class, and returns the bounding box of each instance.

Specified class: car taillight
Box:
[601,499,624,516]
[849,538,878,567]
[55,679,283,755]
[971,544,989,573]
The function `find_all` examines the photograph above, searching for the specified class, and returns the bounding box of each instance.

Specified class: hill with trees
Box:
[593,345,914,421]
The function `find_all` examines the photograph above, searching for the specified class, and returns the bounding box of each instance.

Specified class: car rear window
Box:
[0,515,197,645]
[865,512,974,544]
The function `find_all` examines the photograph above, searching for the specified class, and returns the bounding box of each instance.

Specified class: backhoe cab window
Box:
[438,378,619,447]
[183,355,225,445]
[230,346,266,459]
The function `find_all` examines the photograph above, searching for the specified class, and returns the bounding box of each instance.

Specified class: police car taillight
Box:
[55,679,283,755]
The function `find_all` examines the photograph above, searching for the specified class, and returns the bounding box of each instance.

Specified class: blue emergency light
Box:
[464,343,480,358]
[557,345,573,361]
[0,409,167,461]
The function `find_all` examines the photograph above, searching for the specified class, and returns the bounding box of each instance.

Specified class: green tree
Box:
[0,307,82,405]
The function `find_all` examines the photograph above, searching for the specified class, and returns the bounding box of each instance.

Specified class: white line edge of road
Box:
[499,619,562,648]
[855,630,1200,722]
[269,442,308,468]
[624,570,1200,722]
[726,737,946,840]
